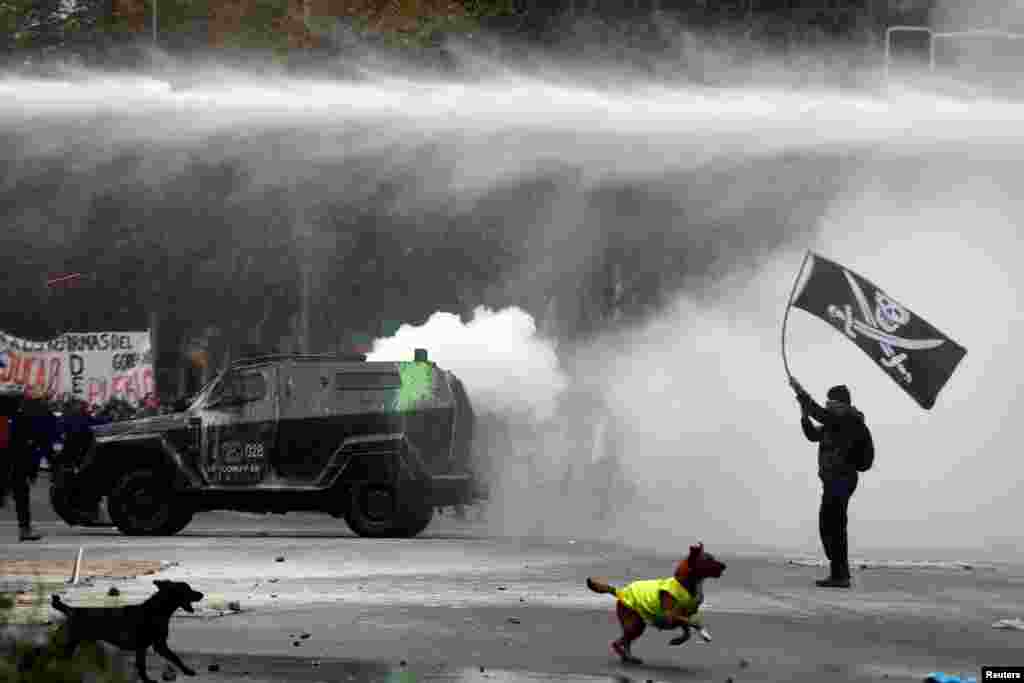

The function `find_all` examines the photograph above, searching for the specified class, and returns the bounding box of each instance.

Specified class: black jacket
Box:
[60,411,96,463]
[798,393,865,481]
[11,398,56,476]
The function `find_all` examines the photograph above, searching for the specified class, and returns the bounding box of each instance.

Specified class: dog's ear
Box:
[688,543,704,561]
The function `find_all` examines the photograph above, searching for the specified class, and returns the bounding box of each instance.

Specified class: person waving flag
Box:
[781,251,966,588]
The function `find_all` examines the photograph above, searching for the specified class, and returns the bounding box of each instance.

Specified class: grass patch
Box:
[0,579,131,682]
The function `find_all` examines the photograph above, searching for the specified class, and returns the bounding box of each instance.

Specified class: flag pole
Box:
[781,250,811,381]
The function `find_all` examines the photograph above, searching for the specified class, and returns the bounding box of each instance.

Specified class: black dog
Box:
[51,579,204,683]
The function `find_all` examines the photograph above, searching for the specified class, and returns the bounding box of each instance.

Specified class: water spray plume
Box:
[1,46,1021,559]
[369,307,567,422]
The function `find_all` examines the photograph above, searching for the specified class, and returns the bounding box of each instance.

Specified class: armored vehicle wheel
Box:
[345,483,434,538]
[399,503,434,538]
[109,468,191,536]
[49,481,87,526]
[346,483,406,538]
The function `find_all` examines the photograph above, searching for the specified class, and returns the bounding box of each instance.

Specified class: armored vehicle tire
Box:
[346,482,402,538]
[401,503,434,537]
[50,482,88,526]
[108,468,193,536]
[346,483,433,538]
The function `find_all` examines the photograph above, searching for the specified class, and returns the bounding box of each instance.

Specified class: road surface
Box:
[1,475,1021,683]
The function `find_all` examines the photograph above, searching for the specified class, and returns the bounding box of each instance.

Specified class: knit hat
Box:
[827,385,851,403]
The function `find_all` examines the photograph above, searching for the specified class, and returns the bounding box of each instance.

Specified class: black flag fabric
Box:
[790,251,967,410]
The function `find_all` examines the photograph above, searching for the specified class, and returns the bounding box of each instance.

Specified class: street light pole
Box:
[152,0,157,44]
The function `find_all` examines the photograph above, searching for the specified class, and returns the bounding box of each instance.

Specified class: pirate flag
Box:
[787,251,967,410]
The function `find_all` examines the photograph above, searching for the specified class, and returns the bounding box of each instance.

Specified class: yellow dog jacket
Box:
[615,577,703,626]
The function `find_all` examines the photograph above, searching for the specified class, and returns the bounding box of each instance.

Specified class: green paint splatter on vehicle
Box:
[394,361,434,412]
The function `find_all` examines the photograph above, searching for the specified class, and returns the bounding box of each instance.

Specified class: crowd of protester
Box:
[0,389,175,540]
[19,392,166,464]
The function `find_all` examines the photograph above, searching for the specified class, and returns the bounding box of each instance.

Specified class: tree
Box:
[0,0,115,57]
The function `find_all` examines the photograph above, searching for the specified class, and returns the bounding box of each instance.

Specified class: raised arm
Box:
[801,414,822,442]
[790,378,828,424]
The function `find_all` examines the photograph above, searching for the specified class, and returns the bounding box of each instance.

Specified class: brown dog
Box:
[51,579,204,683]
[587,542,726,664]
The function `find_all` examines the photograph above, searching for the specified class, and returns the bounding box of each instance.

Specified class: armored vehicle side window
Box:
[237,372,267,402]
[332,370,402,413]
[210,370,268,405]
[207,375,228,404]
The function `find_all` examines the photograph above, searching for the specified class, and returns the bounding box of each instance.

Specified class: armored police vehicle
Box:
[50,350,482,538]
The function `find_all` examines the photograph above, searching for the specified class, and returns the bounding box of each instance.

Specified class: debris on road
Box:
[107,587,120,597]
[300,632,311,639]
[740,658,751,668]
[925,673,977,683]
[227,601,242,612]
[507,618,521,624]
[70,547,84,585]
[497,586,506,591]
[275,556,285,562]
[207,664,220,673]
[992,618,1024,631]
[268,578,279,583]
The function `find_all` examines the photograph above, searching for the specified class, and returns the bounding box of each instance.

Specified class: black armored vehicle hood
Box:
[92,413,188,439]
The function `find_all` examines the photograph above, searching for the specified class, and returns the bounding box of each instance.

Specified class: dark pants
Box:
[820,476,857,580]
[3,446,37,529]
[11,463,31,528]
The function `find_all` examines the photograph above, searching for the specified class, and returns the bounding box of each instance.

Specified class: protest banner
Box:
[0,330,154,407]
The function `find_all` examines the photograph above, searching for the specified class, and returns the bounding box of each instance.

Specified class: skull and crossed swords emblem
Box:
[826,270,946,384]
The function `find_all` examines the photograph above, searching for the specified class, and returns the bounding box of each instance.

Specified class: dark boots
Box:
[815,576,851,588]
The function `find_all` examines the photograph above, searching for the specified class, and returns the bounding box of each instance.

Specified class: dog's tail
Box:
[586,577,618,597]
[51,595,71,615]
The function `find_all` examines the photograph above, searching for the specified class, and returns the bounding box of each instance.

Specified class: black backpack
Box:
[852,421,875,472]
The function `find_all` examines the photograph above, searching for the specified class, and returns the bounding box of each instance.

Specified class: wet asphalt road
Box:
[2,476,1022,683]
